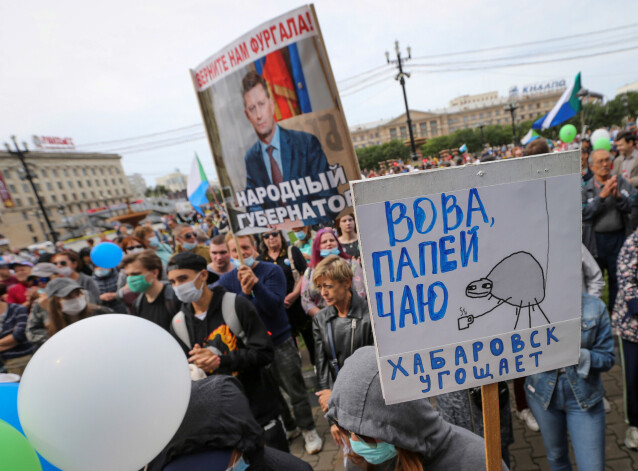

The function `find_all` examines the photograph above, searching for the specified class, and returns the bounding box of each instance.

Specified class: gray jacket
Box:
[327,346,508,471]
[582,175,637,257]
[312,292,374,390]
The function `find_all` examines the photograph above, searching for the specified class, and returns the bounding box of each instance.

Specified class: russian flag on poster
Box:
[532,73,582,130]
[187,154,209,215]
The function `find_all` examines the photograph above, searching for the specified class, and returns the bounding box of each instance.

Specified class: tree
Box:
[356,139,410,170]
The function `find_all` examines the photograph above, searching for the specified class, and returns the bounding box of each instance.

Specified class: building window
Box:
[103,179,108,186]
[479,113,484,119]
[62,168,68,177]
[95,179,100,186]
[463,116,468,122]
[3,170,10,179]
[78,181,83,188]
[67,181,73,189]
[497,119,501,124]
[111,178,116,185]
[115,189,119,195]
[51,195,57,202]
[46,182,52,191]
[82,168,88,175]
[91,168,96,175]
[14,197,21,206]
[9,184,16,193]
[119,178,124,185]
[72,193,77,200]
[420,122,427,137]
[487,111,492,117]
[27,224,34,233]
[99,168,104,175]
[536,103,541,108]
[430,121,438,136]
[72,168,78,176]
[400,126,407,140]
[52,169,58,177]
[28,197,34,205]
[471,114,476,120]
[22,183,28,192]
[91,191,96,198]
[81,192,86,199]
[56,182,62,190]
[390,128,397,139]
[22,211,28,220]
[62,194,68,202]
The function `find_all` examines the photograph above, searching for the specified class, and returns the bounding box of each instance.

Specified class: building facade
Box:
[156,171,187,193]
[127,173,148,197]
[0,151,132,247]
[350,87,566,150]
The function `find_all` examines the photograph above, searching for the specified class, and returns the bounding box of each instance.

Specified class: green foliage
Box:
[356,139,410,169]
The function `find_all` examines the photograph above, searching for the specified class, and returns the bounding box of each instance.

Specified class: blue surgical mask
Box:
[182,241,198,250]
[94,268,110,278]
[294,231,306,241]
[226,455,249,471]
[231,257,255,268]
[149,236,160,247]
[349,437,397,465]
[320,248,340,257]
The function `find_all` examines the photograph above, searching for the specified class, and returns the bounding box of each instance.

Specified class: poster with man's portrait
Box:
[191,4,360,234]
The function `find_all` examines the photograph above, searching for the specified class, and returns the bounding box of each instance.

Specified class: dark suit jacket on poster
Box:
[244,126,339,225]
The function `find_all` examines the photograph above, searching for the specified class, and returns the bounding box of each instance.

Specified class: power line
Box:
[79,123,203,148]
[411,22,638,60]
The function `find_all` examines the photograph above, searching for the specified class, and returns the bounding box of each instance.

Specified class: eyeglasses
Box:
[182,232,196,240]
[126,245,144,251]
[262,233,278,239]
[37,277,51,284]
[54,261,68,267]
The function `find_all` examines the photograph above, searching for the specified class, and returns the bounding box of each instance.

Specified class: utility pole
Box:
[386,41,418,161]
[478,122,486,147]
[4,136,58,244]
[504,103,519,146]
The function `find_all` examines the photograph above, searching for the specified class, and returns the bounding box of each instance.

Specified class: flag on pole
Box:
[187,154,209,215]
[459,143,467,153]
[521,129,540,145]
[532,73,582,130]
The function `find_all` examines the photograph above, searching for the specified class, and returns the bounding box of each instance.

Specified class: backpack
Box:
[170,292,247,348]
[133,282,179,317]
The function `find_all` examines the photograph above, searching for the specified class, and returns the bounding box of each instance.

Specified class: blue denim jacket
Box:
[525,293,615,410]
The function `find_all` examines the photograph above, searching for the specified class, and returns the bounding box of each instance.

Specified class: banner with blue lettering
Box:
[351,151,582,404]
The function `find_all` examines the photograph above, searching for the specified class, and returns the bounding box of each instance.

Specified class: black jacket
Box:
[170,286,280,424]
[312,291,374,390]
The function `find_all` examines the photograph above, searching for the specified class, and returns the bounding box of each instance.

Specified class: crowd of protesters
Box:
[0,123,636,470]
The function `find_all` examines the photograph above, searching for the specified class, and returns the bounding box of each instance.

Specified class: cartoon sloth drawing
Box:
[458,251,549,330]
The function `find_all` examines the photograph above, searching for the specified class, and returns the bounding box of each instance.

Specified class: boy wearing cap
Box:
[0,283,35,375]
[7,261,35,306]
[166,252,288,452]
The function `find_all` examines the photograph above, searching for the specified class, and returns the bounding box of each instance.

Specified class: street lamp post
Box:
[504,103,519,146]
[478,122,486,147]
[4,136,58,244]
[386,41,418,161]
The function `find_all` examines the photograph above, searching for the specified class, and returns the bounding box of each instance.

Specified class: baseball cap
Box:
[30,263,60,278]
[10,260,34,269]
[44,278,82,298]
[168,252,207,273]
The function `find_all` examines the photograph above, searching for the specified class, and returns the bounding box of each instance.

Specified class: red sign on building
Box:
[0,172,14,208]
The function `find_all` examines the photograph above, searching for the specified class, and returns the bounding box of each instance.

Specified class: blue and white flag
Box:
[521,129,540,145]
[187,154,209,215]
[532,73,582,130]
[459,143,467,153]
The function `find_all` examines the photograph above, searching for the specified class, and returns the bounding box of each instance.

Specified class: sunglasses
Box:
[262,233,279,239]
[126,245,144,251]
[182,233,196,240]
[54,261,68,267]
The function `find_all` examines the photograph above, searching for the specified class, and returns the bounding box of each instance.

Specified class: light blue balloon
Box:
[90,242,124,269]
[0,385,60,471]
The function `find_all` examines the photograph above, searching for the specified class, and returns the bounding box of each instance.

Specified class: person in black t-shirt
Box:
[122,250,179,331]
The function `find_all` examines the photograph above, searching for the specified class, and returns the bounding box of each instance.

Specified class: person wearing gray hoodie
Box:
[327,346,509,471]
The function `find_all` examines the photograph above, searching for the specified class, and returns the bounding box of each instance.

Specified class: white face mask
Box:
[61,296,87,316]
[59,266,73,277]
[174,274,204,304]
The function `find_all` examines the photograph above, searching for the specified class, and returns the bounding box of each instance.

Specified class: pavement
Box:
[290,343,638,471]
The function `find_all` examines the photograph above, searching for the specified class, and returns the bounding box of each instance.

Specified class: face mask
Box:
[320,248,340,257]
[128,274,152,293]
[231,256,255,268]
[349,438,397,465]
[94,268,110,278]
[294,231,306,241]
[226,455,249,471]
[174,274,204,303]
[149,236,160,247]
[127,248,144,254]
[61,296,87,316]
[59,266,73,277]
[182,241,197,250]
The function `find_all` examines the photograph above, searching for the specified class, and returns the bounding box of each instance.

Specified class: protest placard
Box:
[191,4,360,234]
[351,151,582,404]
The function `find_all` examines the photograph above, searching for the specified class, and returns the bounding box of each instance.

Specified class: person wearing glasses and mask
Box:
[167,252,287,452]
[171,224,212,263]
[327,347,506,471]
[26,278,111,349]
[51,251,100,305]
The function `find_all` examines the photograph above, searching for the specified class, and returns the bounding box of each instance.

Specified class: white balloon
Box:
[18,314,191,471]
[590,128,611,144]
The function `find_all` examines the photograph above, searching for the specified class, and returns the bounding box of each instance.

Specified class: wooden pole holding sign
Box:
[481,383,502,471]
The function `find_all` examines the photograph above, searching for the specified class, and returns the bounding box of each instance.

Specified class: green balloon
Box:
[559,124,577,143]
[0,420,42,471]
[593,137,611,151]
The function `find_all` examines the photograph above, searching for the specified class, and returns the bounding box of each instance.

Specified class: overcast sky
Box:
[1,0,636,185]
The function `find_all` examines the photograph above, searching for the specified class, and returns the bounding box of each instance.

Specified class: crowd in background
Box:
[0,121,637,470]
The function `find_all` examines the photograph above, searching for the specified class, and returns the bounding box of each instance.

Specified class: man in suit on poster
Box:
[241,71,338,225]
